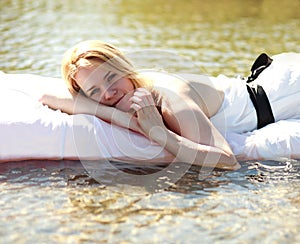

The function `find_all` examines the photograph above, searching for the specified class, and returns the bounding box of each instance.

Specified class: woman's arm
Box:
[129,88,240,170]
[39,93,141,132]
[39,92,113,120]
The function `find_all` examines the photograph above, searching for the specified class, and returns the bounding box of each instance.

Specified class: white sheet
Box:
[227,120,300,160]
[0,72,299,162]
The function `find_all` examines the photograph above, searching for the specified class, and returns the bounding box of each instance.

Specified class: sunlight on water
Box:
[1,160,299,243]
[1,0,300,243]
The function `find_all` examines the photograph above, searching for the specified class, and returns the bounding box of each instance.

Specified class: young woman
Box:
[40,40,300,170]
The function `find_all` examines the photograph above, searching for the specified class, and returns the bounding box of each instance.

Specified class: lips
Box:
[114,92,133,112]
[113,95,124,107]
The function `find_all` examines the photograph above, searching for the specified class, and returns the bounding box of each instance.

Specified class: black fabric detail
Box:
[246,84,275,129]
[247,53,273,83]
[246,53,275,129]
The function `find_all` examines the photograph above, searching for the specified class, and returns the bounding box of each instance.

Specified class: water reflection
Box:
[0,160,235,194]
[115,0,300,24]
[1,159,299,242]
[2,0,300,76]
[1,159,299,193]
[1,159,300,242]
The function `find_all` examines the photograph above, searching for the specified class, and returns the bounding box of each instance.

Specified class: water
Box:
[1,0,300,243]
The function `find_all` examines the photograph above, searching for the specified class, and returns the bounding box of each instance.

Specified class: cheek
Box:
[115,90,135,112]
[118,77,135,91]
[90,93,107,105]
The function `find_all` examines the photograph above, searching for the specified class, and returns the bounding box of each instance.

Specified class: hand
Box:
[110,110,146,135]
[129,88,166,138]
[39,90,147,136]
[39,91,94,115]
[39,94,75,113]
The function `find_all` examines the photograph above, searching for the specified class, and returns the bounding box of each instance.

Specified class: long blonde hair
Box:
[61,40,151,93]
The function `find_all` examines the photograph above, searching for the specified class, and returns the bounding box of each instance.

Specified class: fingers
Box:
[130,103,142,111]
[129,88,155,112]
[129,95,143,104]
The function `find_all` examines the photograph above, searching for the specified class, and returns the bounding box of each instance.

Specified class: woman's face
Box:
[75,64,135,112]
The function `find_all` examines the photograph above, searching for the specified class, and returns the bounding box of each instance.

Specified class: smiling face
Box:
[62,40,153,111]
[75,62,135,111]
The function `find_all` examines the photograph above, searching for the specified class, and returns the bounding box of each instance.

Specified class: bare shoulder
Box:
[142,71,224,117]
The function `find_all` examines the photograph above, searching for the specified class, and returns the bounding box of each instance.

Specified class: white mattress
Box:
[0,72,299,162]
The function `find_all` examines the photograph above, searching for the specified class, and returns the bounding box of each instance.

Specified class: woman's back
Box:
[142,71,225,118]
[142,71,259,135]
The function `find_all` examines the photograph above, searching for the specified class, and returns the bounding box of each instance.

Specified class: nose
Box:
[103,89,117,101]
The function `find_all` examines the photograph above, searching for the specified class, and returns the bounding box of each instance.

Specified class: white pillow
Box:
[226,120,300,160]
[0,73,171,162]
[0,72,299,162]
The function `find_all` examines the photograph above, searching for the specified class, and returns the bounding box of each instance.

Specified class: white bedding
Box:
[0,72,299,162]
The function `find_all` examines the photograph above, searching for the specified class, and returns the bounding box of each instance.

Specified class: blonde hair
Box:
[61,40,151,93]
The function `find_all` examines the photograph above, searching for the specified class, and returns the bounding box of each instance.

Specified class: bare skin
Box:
[129,72,239,170]
[40,69,240,170]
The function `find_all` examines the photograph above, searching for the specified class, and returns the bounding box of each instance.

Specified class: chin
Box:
[115,92,133,112]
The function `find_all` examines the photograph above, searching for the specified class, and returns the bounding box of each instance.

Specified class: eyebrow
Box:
[104,71,111,81]
[87,85,96,93]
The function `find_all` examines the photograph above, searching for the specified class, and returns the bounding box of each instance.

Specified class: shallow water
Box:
[1,0,300,243]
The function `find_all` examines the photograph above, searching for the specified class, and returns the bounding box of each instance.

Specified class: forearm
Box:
[149,127,240,170]
[40,93,117,122]
[73,96,116,122]
[73,97,138,131]
[127,88,239,170]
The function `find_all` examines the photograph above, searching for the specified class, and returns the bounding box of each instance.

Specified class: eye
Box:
[90,88,100,97]
[107,73,116,82]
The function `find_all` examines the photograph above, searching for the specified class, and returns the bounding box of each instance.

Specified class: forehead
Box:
[74,62,111,89]
[75,67,99,88]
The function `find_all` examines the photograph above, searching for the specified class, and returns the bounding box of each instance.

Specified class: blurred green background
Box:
[1,0,300,77]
